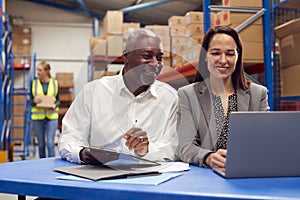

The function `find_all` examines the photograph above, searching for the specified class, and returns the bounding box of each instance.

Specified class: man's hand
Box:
[79,148,102,165]
[205,149,227,168]
[123,127,149,156]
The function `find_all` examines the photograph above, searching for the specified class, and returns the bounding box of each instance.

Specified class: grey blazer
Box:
[177,81,270,167]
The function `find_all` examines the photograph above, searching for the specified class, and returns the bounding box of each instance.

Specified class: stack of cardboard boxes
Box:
[168,15,187,69]
[168,11,215,69]
[144,24,171,71]
[12,26,32,67]
[122,22,141,48]
[11,95,27,141]
[55,72,74,129]
[90,11,141,79]
[103,11,124,57]
[183,12,208,67]
[91,2,265,79]
[215,0,264,63]
[275,18,300,97]
[90,10,134,57]
[90,11,124,57]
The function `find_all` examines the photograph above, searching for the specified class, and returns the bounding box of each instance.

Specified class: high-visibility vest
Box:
[31,78,59,120]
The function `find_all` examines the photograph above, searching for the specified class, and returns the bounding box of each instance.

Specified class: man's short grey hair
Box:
[124,29,162,54]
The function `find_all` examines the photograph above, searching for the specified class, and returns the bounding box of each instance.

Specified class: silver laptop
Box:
[213,111,300,178]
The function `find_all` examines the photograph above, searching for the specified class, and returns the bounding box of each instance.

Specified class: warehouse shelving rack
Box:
[1,13,12,161]
[272,0,300,111]
[86,0,276,110]
[87,55,123,82]
[9,52,37,160]
[158,0,274,109]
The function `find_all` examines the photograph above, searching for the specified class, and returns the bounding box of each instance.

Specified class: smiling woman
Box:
[177,25,270,169]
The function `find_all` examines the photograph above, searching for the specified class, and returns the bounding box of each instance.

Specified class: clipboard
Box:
[36,95,55,108]
[54,146,161,181]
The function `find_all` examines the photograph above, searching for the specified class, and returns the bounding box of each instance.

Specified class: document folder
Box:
[54,146,161,181]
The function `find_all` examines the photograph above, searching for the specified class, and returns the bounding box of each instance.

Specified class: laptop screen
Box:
[223,111,300,178]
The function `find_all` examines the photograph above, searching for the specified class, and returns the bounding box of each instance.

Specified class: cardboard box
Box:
[122,22,140,39]
[168,16,186,28]
[275,18,300,68]
[281,64,300,96]
[163,50,171,58]
[56,73,73,80]
[187,36,203,48]
[215,11,262,26]
[36,95,55,108]
[13,95,26,104]
[163,57,172,68]
[172,44,186,55]
[185,24,204,37]
[233,24,263,42]
[60,92,73,101]
[230,12,262,25]
[12,44,31,56]
[170,26,186,37]
[56,73,74,87]
[13,26,31,34]
[172,54,183,68]
[90,37,106,56]
[103,11,123,36]
[215,11,230,26]
[171,37,187,55]
[185,12,204,25]
[243,41,264,63]
[13,104,25,115]
[182,45,201,64]
[144,25,170,37]
[160,36,171,52]
[13,116,24,127]
[13,127,24,139]
[106,35,123,57]
[171,36,188,46]
[222,0,262,7]
[12,37,31,45]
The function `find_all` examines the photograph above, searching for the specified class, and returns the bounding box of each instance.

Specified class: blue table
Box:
[0,157,299,200]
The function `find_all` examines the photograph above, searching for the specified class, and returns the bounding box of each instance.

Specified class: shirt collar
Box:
[116,69,158,98]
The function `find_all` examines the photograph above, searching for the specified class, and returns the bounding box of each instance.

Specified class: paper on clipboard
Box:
[36,95,55,108]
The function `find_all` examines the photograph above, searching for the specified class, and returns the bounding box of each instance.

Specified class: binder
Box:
[54,146,161,181]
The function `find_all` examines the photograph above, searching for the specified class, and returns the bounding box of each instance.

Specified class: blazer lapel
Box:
[237,88,250,111]
[196,82,212,122]
[195,82,218,148]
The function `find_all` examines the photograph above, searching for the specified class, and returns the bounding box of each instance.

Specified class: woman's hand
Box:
[205,149,227,168]
[34,96,42,104]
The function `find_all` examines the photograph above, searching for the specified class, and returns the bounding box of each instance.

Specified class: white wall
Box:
[6,0,102,94]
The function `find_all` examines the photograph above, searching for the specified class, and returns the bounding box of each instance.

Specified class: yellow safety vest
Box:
[31,78,59,120]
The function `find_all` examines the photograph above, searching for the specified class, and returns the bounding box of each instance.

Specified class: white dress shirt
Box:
[59,73,178,164]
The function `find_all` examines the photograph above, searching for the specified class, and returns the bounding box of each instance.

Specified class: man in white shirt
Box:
[59,29,178,164]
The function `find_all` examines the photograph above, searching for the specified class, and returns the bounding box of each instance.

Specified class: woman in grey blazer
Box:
[177,26,270,168]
